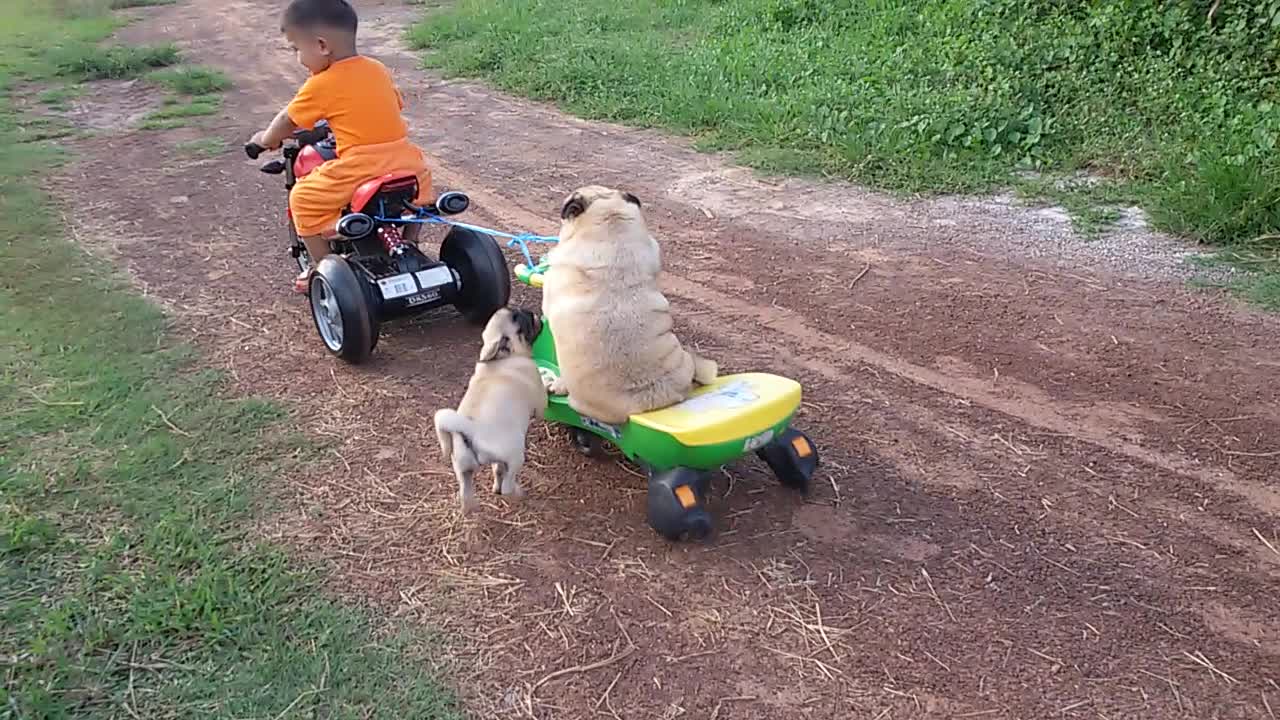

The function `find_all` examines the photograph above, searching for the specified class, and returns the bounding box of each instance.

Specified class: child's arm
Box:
[249,107,298,150]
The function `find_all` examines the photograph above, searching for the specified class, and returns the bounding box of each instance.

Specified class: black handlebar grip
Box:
[244,142,265,159]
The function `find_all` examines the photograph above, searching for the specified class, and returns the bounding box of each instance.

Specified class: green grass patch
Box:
[109,0,176,7]
[149,65,231,95]
[140,94,220,129]
[10,115,76,144]
[49,42,178,79]
[1187,248,1280,311]
[1012,174,1138,239]
[37,85,80,110]
[411,0,1280,304]
[175,137,227,157]
[1,3,462,718]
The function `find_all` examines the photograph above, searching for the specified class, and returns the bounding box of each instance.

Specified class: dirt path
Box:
[55,1,1280,717]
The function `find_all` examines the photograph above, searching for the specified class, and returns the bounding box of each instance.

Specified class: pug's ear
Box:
[560,193,587,221]
[621,191,641,208]
[478,335,511,363]
[512,309,540,344]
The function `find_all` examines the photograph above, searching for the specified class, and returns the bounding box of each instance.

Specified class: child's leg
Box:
[289,172,349,293]
[299,234,331,264]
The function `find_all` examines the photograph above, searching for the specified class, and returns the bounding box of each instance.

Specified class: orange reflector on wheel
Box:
[674,485,697,509]
[791,435,812,457]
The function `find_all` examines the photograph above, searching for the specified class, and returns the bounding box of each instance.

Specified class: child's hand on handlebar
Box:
[248,130,280,151]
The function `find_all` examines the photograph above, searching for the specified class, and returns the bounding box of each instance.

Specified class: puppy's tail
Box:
[692,354,718,385]
[433,409,486,464]
[434,409,457,461]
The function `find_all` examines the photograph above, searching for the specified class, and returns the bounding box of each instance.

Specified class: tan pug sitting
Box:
[540,185,717,425]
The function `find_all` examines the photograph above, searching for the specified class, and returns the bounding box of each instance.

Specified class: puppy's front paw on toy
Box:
[693,355,718,385]
[538,367,558,391]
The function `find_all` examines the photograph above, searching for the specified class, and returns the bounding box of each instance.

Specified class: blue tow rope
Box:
[375,211,559,268]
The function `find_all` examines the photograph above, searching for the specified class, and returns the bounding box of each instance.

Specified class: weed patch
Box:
[176,137,227,157]
[411,0,1280,305]
[50,42,178,79]
[149,65,231,95]
[140,94,220,129]
[0,2,462,717]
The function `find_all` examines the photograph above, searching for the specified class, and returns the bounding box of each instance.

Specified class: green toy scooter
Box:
[515,261,819,541]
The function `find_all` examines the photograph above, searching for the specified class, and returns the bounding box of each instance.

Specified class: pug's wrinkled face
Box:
[559,185,642,234]
[478,307,543,362]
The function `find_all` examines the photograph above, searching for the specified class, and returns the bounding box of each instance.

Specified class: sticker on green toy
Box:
[743,429,774,452]
[674,379,759,414]
[581,416,622,439]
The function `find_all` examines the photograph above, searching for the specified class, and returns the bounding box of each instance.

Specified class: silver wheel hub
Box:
[310,277,344,350]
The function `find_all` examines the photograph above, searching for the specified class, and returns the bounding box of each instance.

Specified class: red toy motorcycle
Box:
[245,121,510,364]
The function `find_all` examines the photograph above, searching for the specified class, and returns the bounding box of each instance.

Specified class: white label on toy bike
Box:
[415,266,454,289]
[744,429,774,452]
[405,289,440,307]
[378,273,418,300]
[673,380,759,414]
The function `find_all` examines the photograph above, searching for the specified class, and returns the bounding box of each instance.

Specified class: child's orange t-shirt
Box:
[286,55,409,153]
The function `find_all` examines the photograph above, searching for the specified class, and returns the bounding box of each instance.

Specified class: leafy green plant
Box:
[411,0,1280,239]
[410,0,1280,307]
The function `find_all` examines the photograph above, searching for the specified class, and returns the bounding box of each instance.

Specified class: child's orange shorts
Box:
[289,136,434,237]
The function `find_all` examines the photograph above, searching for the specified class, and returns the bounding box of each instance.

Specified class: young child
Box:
[249,0,434,294]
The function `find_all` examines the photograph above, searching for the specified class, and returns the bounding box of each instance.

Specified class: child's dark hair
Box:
[282,0,358,34]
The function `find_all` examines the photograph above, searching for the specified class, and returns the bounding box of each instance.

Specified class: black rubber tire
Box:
[756,429,819,493]
[651,506,713,542]
[309,255,376,364]
[681,510,713,542]
[299,247,380,351]
[440,226,511,325]
[570,428,606,459]
[647,467,713,542]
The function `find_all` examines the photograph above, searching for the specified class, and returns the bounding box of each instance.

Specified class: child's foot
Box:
[293,269,313,295]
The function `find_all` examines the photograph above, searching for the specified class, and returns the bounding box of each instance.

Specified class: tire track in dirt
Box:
[60,1,1280,718]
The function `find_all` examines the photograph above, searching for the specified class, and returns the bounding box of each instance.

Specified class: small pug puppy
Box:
[434,307,547,512]
[541,185,717,424]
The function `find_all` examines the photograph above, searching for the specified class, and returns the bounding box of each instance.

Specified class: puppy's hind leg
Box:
[692,354,718,385]
[494,458,526,498]
[453,450,479,514]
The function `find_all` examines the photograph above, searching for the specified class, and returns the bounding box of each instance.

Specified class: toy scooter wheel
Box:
[309,255,377,364]
[441,227,510,325]
[647,468,713,542]
[570,428,605,458]
[757,428,819,492]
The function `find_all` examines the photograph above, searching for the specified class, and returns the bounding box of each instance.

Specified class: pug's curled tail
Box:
[434,409,490,465]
